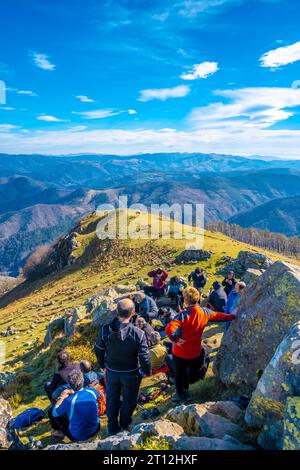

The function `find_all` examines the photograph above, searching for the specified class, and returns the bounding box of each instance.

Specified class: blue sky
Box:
[1,0,300,157]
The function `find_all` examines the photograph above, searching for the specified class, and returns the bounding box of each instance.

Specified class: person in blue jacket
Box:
[224,281,246,331]
[48,369,100,441]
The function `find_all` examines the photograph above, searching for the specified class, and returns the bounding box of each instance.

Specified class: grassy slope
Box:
[0,211,297,447]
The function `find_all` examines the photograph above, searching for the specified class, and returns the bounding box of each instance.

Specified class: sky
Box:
[1,0,300,157]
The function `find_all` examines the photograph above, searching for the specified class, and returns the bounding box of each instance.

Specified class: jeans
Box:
[173,354,203,396]
[106,370,142,434]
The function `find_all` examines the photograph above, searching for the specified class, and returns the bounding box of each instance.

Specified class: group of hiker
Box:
[44,266,246,442]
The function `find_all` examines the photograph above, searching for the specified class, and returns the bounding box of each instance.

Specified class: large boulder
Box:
[44,317,65,347]
[283,397,300,450]
[0,398,13,449]
[214,261,300,394]
[225,250,272,277]
[131,419,185,440]
[175,249,212,265]
[245,321,300,449]
[167,403,243,440]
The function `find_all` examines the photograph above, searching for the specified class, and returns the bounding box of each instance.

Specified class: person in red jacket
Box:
[144,268,168,298]
[165,287,236,404]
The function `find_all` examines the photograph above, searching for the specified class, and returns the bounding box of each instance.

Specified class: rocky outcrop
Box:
[241,268,264,286]
[283,397,300,450]
[167,403,244,440]
[0,398,13,449]
[44,306,87,346]
[131,419,185,440]
[245,321,300,449]
[175,249,212,264]
[214,261,300,394]
[175,435,253,451]
[224,250,272,277]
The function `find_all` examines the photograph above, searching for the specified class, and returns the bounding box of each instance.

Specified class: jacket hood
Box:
[108,317,132,340]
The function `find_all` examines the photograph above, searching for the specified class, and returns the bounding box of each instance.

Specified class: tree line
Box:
[206,221,300,260]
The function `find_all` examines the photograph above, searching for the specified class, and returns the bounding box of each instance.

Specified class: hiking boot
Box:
[51,430,65,440]
[184,390,192,403]
[171,393,186,405]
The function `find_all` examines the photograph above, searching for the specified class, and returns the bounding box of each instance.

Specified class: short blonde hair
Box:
[183,287,200,306]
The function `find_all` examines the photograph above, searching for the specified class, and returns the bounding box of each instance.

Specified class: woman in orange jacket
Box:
[165,287,236,404]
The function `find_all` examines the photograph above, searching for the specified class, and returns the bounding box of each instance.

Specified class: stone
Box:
[241,268,265,286]
[283,397,300,450]
[0,398,13,449]
[224,250,273,277]
[44,317,65,347]
[131,419,185,440]
[206,401,243,423]
[96,432,140,450]
[175,435,254,451]
[167,404,243,439]
[175,249,212,264]
[245,321,300,449]
[214,261,300,394]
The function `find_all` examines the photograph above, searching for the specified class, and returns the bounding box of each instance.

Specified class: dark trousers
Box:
[106,370,142,434]
[144,286,165,298]
[48,406,73,440]
[173,354,203,396]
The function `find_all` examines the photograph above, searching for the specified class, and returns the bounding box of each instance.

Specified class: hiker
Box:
[166,276,187,309]
[222,271,237,297]
[154,306,177,339]
[207,281,227,312]
[44,350,80,403]
[94,298,151,435]
[80,360,99,387]
[144,268,168,298]
[135,317,156,348]
[149,332,168,371]
[224,281,246,331]
[48,369,100,441]
[188,268,207,294]
[165,287,237,405]
[135,291,158,323]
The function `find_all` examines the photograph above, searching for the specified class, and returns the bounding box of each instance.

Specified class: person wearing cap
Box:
[208,281,227,312]
[188,267,207,294]
[222,271,237,297]
[224,281,246,331]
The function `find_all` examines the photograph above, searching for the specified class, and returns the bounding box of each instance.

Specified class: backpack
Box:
[12,408,45,430]
[90,383,106,417]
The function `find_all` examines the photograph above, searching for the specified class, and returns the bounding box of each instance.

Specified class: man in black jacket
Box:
[44,350,80,402]
[208,281,227,312]
[188,267,207,294]
[95,298,151,435]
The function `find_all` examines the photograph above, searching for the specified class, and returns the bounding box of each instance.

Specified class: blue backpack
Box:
[12,408,45,430]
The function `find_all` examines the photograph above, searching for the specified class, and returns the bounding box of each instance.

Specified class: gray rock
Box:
[282,397,300,450]
[44,317,65,347]
[0,398,13,449]
[242,268,265,286]
[131,419,185,440]
[245,321,300,450]
[214,261,300,394]
[175,435,254,450]
[167,403,243,439]
[225,250,272,277]
[175,249,212,264]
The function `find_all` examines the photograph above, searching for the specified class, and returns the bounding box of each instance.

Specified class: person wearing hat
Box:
[208,281,227,312]
[222,271,237,297]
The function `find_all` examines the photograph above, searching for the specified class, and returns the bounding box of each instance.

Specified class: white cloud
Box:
[260,41,300,68]
[138,85,190,101]
[76,95,95,103]
[72,109,122,119]
[177,0,236,17]
[17,90,37,96]
[181,61,219,80]
[128,109,137,115]
[37,115,66,122]
[0,107,15,111]
[32,53,56,71]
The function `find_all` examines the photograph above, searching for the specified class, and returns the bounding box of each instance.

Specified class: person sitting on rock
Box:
[188,267,207,294]
[222,270,237,297]
[165,287,237,405]
[207,281,227,312]
[166,276,187,309]
[48,369,100,441]
[135,317,156,348]
[154,306,177,339]
[134,291,158,323]
[44,350,80,403]
[144,268,168,298]
[80,360,99,387]
[94,298,151,435]
[224,281,246,331]
[149,331,168,372]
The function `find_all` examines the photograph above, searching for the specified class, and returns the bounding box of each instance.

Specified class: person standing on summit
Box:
[144,268,168,298]
[94,298,151,435]
[188,267,207,295]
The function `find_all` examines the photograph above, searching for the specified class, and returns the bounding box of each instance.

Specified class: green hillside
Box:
[0,211,298,447]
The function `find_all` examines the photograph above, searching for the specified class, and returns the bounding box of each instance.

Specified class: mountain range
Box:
[1,153,300,276]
